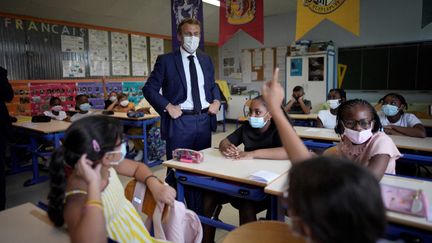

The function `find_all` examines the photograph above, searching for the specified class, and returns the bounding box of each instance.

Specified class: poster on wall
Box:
[6,83,31,116]
[122,82,144,105]
[131,34,149,76]
[89,29,110,76]
[30,83,77,115]
[62,60,85,78]
[61,35,85,52]
[290,58,303,77]
[111,32,130,76]
[77,82,105,109]
[308,57,324,81]
[149,37,164,71]
[276,46,287,82]
[105,82,123,94]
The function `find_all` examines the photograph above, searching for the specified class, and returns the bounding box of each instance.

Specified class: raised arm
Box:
[262,68,311,164]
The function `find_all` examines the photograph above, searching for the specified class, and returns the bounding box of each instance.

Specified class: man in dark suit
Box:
[0,66,14,210]
[143,18,221,160]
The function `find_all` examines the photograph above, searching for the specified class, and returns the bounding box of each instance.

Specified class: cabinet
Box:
[226,95,250,120]
[285,51,336,112]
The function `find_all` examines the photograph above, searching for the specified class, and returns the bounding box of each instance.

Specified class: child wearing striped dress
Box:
[48,116,176,243]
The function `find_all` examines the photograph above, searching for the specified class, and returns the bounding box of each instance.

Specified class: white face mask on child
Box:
[343,127,373,144]
[106,142,127,165]
[120,100,129,107]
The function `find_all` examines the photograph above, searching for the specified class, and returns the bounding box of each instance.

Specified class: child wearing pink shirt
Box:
[333,99,401,179]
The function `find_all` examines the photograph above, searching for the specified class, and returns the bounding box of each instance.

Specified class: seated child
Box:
[202,95,288,243]
[284,86,312,114]
[377,93,426,138]
[70,94,93,122]
[108,93,135,112]
[47,116,176,243]
[316,89,346,129]
[105,91,118,110]
[43,97,68,121]
[261,68,386,243]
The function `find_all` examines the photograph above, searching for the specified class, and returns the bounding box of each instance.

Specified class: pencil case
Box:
[127,111,145,118]
[381,184,430,220]
[31,115,51,123]
[172,149,204,163]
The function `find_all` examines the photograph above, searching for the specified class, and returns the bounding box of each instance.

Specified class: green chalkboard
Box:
[338,41,432,91]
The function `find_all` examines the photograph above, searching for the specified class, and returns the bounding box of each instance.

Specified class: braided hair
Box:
[334,99,382,135]
[48,116,123,227]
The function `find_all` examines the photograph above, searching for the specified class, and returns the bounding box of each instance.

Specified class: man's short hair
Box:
[177,18,201,34]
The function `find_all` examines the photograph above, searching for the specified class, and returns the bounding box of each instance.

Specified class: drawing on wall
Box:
[308,57,324,81]
[290,58,302,76]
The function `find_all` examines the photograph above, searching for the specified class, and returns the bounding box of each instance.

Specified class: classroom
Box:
[1,0,432,242]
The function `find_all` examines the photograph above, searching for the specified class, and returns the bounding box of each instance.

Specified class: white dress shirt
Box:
[179,47,210,110]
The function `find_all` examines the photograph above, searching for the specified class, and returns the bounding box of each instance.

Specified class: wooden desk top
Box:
[0,203,69,242]
[13,117,70,134]
[381,175,432,231]
[223,221,305,243]
[163,148,291,187]
[420,119,432,128]
[289,113,318,120]
[294,126,432,153]
[106,112,159,121]
[264,174,288,197]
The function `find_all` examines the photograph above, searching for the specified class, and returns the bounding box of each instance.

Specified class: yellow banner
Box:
[296,0,360,40]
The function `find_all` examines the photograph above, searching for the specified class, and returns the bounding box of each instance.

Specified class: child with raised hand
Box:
[263,69,387,243]
[378,93,426,138]
[48,116,176,243]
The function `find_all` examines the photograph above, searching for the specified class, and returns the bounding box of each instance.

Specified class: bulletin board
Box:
[240,47,284,82]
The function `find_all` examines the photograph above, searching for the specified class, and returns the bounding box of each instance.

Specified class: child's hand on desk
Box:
[233,151,253,160]
[76,154,102,186]
[220,143,239,158]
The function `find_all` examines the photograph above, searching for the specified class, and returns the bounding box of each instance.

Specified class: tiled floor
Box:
[5,123,265,243]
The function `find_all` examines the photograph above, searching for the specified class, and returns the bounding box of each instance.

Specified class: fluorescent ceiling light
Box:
[203,0,220,7]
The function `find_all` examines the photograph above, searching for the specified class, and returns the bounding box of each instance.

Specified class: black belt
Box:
[181,108,209,115]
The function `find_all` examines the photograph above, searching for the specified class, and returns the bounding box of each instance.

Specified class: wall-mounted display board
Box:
[0,15,159,80]
[338,41,432,90]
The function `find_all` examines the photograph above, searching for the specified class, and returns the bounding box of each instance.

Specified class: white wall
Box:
[219,0,432,105]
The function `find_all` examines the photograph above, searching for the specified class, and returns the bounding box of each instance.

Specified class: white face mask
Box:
[120,100,129,107]
[109,96,117,102]
[327,99,340,109]
[343,127,373,144]
[183,36,200,53]
[106,142,127,165]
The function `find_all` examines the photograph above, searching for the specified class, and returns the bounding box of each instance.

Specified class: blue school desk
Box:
[163,148,291,231]
[12,119,70,186]
[106,112,162,167]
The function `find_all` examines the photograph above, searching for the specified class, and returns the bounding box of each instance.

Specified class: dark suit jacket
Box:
[143,50,221,139]
[0,68,14,142]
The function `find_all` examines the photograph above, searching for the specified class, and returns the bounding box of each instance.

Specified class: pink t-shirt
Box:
[336,132,401,174]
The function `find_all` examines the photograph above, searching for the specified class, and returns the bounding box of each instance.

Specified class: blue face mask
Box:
[382,104,399,117]
[248,113,269,129]
[79,103,91,112]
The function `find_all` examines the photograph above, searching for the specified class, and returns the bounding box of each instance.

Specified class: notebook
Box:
[248,170,279,183]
